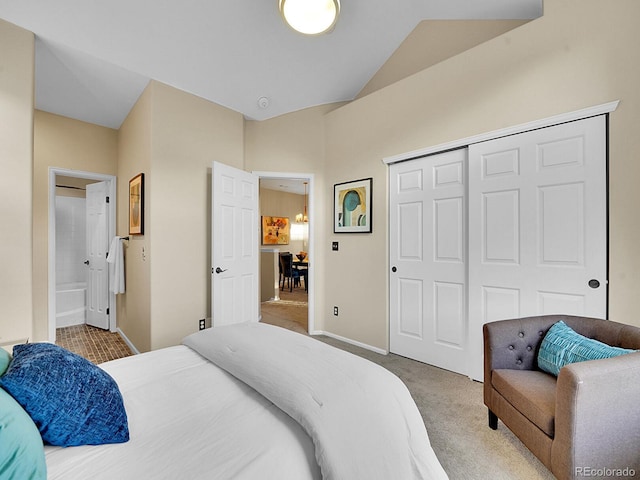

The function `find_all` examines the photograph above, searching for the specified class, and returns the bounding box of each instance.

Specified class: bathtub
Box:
[56,282,87,327]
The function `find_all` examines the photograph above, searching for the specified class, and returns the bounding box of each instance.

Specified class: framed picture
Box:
[129,173,144,235]
[261,216,290,245]
[334,177,372,233]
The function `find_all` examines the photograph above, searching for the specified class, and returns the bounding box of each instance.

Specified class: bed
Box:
[1,322,448,479]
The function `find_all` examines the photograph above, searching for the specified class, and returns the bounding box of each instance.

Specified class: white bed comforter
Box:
[45,344,321,480]
[183,322,448,480]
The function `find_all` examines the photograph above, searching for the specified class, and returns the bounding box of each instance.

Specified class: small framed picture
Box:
[129,173,144,235]
[334,177,372,233]
[261,216,290,245]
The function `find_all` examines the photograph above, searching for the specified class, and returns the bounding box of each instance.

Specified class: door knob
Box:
[214,267,227,274]
[588,279,600,289]
[391,266,397,273]
[84,260,90,265]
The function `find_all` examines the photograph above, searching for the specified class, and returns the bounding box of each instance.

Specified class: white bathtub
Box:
[56,282,86,327]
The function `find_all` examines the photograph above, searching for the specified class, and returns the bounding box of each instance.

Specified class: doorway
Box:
[254,171,315,334]
[48,168,117,343]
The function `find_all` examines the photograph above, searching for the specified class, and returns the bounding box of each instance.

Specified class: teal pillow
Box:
[538,321,636,376]
[0,387,47,479]
[0,348,10,376]
[0,343,129,447]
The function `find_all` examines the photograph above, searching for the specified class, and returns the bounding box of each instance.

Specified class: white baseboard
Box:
[311,330,388,355]
[117,328,140,355]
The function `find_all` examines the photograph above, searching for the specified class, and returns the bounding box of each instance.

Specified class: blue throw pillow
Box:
[538,321,636,376]
[0,343,129,447]
[0,387,47,479]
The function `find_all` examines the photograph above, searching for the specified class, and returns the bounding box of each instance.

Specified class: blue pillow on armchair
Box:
[538,320,636,376]
[0,343,129,447]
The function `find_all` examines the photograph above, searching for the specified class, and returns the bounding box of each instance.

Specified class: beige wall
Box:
[118,81,245,352]
[0,19,34,347]
[32,111,118,341]
[117,84,152,352]
[147,81,244,350]
[324,0,640,350]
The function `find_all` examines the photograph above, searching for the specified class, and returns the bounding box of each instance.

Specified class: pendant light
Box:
[279,0,340,36]
[296,182,309,223]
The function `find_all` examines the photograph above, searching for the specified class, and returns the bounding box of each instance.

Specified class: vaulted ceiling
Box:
[0,0,541,129]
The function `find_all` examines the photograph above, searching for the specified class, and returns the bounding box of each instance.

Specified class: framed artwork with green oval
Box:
[334,178,372,233]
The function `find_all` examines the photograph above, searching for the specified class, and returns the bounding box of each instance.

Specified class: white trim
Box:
[48,168,117,343]
[252,171,316,335]
[117,327,140,355]
[312,330,389,356]
[383,101,619,165]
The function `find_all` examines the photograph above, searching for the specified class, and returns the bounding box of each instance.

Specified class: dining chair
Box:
[279,253,300,292]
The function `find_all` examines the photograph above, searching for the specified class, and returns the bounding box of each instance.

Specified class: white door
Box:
[211,161,259,326]
[85,181,110,329]
[467,116,607,380]
[390,149,468,375]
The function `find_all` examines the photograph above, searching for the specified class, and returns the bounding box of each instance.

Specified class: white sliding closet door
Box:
[389,116,607,381]
[467,116,607,380]
[389,149,468,375]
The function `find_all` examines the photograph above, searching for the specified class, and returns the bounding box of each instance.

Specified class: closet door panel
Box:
[390,149,468,376]
[467,116,607,381]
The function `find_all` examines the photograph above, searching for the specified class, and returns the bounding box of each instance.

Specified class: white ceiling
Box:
[0,0,542,129]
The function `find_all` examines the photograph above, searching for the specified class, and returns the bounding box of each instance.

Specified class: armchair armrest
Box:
[552,352,640,478]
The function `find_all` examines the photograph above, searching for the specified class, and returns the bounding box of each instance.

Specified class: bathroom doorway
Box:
[48,168,117,343]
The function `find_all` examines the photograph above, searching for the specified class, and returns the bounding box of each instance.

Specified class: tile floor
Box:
[56,324,133,364]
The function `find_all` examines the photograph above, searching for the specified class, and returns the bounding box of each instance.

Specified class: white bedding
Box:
[46,323,448,479]
[183,322,448,480]
[45,345,321,479]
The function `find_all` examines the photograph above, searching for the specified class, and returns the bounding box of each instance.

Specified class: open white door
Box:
[212,161,259,326]
[85,181,110,329]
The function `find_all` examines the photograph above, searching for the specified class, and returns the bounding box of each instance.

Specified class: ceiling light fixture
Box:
[279,0,340,36]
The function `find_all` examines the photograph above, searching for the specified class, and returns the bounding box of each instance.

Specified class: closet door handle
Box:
[391,266,397,273]
[214,267,227,274]
[84,260,90,265]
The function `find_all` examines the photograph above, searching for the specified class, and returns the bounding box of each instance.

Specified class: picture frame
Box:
[261,216,290,245]
[334,177,372,233]
[129,173,144,235]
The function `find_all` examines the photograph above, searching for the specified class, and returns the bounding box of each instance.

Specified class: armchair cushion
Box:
[538,321,636,376]
[492,369,556,436]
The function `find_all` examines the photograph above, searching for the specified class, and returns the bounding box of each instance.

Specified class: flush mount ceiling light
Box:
[279,0,340,35]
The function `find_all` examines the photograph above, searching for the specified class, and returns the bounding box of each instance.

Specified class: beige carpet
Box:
[260,287,308,334]
[260,297,554,480]
[316,336,555,480]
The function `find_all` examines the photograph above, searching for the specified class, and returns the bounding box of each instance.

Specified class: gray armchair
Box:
[483,315,640,480]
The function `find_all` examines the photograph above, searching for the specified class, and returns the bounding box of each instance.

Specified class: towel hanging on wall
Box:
[107,236,125,294]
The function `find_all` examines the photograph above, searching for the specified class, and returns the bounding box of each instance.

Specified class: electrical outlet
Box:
[198,319,206,330]
[333,306,339,316]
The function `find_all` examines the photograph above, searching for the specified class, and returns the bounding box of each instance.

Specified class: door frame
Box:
[48,167,117,343]
[252,170,315,334]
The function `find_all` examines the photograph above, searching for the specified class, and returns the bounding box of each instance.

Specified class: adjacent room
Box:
[2,1,640,479]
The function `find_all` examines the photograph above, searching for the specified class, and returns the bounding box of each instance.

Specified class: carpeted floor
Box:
[260,286,309,334]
